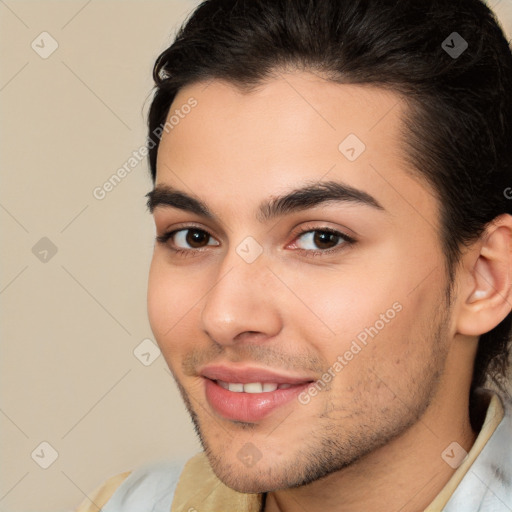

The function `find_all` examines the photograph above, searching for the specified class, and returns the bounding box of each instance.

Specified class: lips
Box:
[200,364,315,422]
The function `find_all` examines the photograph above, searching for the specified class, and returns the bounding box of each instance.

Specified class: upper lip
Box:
[200,364,315,385]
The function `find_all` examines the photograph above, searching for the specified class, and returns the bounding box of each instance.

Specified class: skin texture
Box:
[147,71,512,512]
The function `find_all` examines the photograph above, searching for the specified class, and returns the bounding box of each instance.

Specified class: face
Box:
[147,72,453,493]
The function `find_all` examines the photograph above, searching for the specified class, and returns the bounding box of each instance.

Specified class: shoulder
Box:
[443,390,512,511]
[74,470,133,512]
[73,458,190,512]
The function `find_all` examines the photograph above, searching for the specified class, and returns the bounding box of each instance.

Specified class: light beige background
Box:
[1,1,511,511]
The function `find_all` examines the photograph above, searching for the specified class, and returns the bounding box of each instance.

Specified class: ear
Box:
[456,214,512,336]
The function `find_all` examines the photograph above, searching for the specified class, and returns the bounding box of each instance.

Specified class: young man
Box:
[75,0,512,510]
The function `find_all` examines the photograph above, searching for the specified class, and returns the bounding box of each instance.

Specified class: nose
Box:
[200,248,283,347]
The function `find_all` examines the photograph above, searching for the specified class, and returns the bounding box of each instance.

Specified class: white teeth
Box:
[243,382,263,393]
[216,380,286,393]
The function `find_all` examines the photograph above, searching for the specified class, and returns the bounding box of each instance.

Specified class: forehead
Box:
[160,73,404,167]
[155,72,437,228]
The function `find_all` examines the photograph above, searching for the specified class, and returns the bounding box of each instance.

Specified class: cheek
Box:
[147,257,168,338]
[147,256,195,345]
[301,269,400,343]
[296,247,404,337]
[311,262,443,379]
[330,289,443,398]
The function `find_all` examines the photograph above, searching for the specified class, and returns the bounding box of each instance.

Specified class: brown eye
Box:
[156,227,220,252]
[294,229,349,252]
[184,229,211,248]
[312,231,340,249]
[171,228,219,250]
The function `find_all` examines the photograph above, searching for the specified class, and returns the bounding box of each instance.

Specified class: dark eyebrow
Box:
[146,180,384,222]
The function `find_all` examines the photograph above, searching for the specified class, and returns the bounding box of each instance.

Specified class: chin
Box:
[215,472,276,494]
[207,453,298,494]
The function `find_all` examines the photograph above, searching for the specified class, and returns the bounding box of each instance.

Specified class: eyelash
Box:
[156,224,356,258]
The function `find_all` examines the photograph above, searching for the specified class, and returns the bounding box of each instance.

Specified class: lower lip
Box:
[203,378,311,422]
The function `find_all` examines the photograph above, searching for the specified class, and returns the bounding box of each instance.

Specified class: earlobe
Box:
[457,215,512,336]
